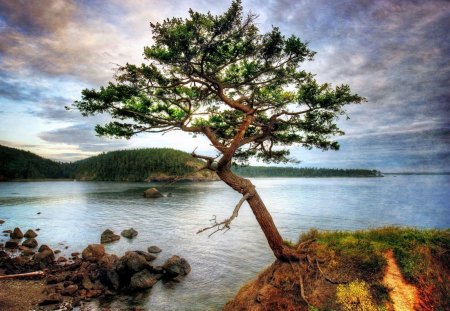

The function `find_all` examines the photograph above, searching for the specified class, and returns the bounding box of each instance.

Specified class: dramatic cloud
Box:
[0,0,449,172]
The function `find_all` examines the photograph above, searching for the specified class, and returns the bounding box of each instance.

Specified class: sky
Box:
[0,0,449,172]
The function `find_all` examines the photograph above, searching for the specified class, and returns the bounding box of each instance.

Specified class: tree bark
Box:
[216,165,286,260]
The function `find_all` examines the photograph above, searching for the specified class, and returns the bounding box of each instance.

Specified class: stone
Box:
[82,244,105,259]
[0,250,9,258]
[147,246,162,253]
[71,252,80,257]
[121,228,138,239]
[54,249,61,254]
[5,241,19,249]
[3,230,12,233]
[22,249,35,256]
[117,251,147,273]
[129,270,160,290]
[143,187,164,198]
[57,256,67,263]
[38,244,52,253]
[24,229,37,238]
[10,227,23,239]
[135,250,157,261]
[22,238,38,248]
[0,219,4,224]
[100,229,120,244]
[34,249,55,267]
[62,284,78,296]
[82,277,94,290]
[162,255,191,278]
[39,293,62,305]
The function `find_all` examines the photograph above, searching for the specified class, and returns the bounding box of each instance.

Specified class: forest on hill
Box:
[233,165,381,177]
[0,145,381,181]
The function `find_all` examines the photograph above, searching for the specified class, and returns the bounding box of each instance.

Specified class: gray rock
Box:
[121,228,138,239]
[0,219,4,224]
[162,255,191,278]
[143,187,163,198]
[129,270,160,290]
[24,229,38,238]
[10,227,23,239]
[22,238,38,248]
[101,229,120,244]
[135,250,157,261]
[147,246,161,253]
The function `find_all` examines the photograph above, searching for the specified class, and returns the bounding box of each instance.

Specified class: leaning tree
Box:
[73,0,364,261]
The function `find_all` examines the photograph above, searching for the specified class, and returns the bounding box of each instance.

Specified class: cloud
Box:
[38,123,129,152]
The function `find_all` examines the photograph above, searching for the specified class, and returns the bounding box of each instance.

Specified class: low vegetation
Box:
[225,227,449,310]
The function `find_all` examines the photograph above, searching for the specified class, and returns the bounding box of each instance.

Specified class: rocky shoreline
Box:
[0,225,191,310]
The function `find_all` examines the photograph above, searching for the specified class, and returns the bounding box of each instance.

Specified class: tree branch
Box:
[197,192,252,237]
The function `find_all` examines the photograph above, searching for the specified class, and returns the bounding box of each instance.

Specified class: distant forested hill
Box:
[0,145,73,180]
[232,166,381,177]
[0,145,381,181]
[73,148,216,181]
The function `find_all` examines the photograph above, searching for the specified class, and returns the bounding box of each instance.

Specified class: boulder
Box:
[117,251,148,273]
[34,250,55,267]
[121,228,138,239]
[0,219,4,224]
[24,229,38,238]
[22,238,38,248]
[98,254,121,290]
[143,188,163,198]
[135,250,157,261]
[22,249,35,256]
[147,246,162,253]
[2,230,12,233]
[162,255,191,278]
[101,229,120,244]
[82,244,105,260]
[5,241,19,249]
[0,250,9,258]
[57,256,67,263]
[62,284,78,296]
[39,293,62,305]
[10,227,23,239]
[129,270,160,290]
[38,245,51,252]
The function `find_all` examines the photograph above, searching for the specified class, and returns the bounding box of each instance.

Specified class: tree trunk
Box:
[216,166,286,260]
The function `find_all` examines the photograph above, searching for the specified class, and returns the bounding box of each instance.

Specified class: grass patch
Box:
[299,227,450,309]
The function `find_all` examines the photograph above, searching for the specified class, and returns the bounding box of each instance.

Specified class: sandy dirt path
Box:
[383,250,419,311]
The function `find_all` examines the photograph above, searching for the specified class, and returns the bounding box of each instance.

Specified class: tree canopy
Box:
[73,0,365,260]
[73,0,364,166]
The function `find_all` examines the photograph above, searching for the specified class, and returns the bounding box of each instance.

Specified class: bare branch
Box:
[197,192,252,236]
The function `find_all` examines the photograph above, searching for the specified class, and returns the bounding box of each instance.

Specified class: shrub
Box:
[336,280,377,311]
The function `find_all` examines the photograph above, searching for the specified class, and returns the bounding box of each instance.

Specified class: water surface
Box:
[0,175,448,310]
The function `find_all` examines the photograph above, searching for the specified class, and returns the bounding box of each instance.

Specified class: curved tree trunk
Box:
[216,165,285,260]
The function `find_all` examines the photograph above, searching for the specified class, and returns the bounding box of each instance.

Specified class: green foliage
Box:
[0,145,74,180]
[72,0,364,164]
[73,148,206,181]
[232,165,381,177]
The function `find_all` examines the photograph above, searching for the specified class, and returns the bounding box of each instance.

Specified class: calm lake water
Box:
[0,175,449,310]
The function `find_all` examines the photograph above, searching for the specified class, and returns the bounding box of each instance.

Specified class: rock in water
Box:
[121,228,138,239]
[82,244,105,259]
[5,241,19,249]
[162,255,191,278]
[38,244,52,253]
[22,238,38,248]
[24,229,38,238]
[147,246,162,253]
[143,188,163,198]
[101,229,120,244]
[117,251,148,273]
[34,250,55,267]
[10,227,23,239]
[130,270,160,290]
[0,219,5,224]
